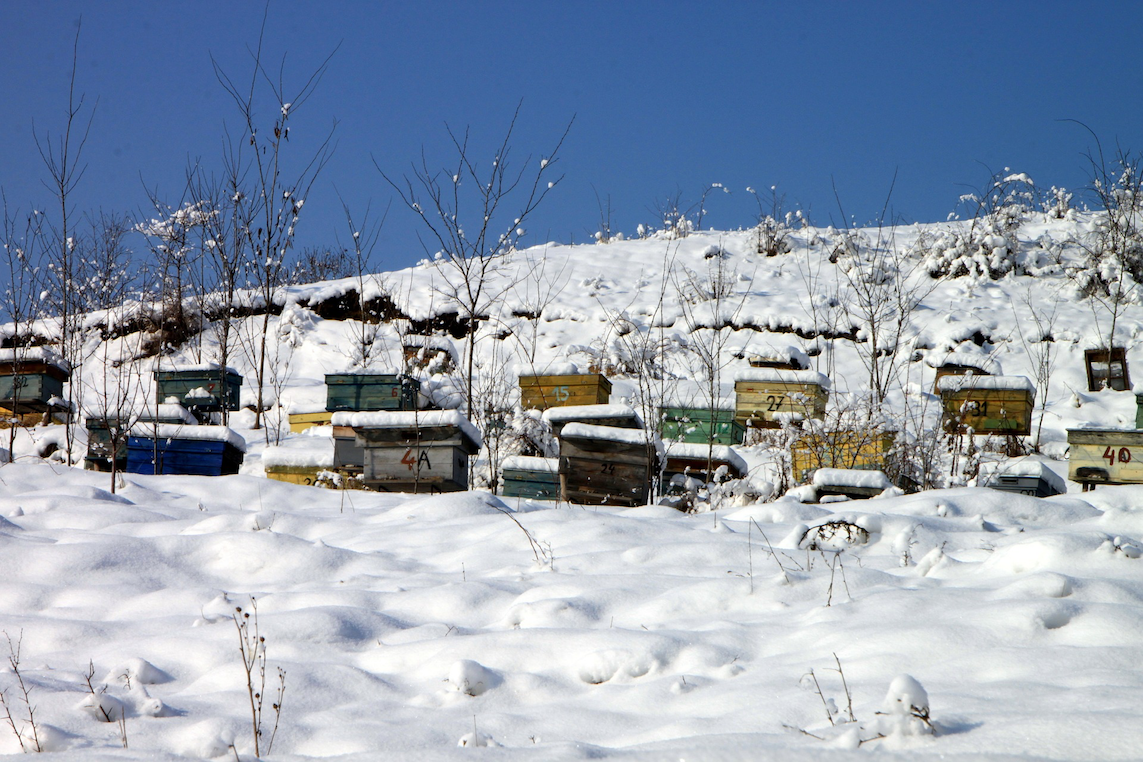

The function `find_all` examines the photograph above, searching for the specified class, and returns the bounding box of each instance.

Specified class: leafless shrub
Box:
[233,599,285,758]
[1,630,41,753]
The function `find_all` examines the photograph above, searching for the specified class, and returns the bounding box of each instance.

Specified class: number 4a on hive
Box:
[401,449,432,470]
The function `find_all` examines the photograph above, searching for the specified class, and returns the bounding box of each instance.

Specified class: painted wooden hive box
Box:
[790,429,896,485]
[978,458,1065,498]
[558,422,657,507]
[660,404,744,446]
[126,424,245,476]
[154,365,243,413]
[335,410,481,494]
[325,373,420,413]
[661,441,747,488]
[542,404,641,438]
[733,369,830,429]
[0,349,71,415]
[85,403,197,472]
[500,455,561,500]
[1067,428,1143,489]
[263,432,364,489]
[937,375,1034,436]
[519,373,611,411]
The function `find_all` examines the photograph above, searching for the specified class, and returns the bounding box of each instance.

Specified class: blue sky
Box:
[2,1,1141,273]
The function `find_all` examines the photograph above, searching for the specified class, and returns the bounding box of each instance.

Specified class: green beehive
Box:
[325,374,420,413]
[660,406,745,445]
[154,366,243,412]
[0,352,70,414]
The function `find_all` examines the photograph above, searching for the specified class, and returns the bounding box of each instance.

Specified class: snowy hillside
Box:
[3,208,1143,759]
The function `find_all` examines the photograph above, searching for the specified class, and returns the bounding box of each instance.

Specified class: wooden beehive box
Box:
[501,455,561,500]
[733,369,830,429]
[154,366,243,413]
[1136,392,1143,430]
[126,424,245,476]
[85,403,196,472]
[790,429,896,485]
[558,422,657,507]
[335,410,481,493]
[325,373,420,413]
[937,375,1034,436]
[1067,428,1143,489]
[0,349,71,414]
[1084,347,1131,391]
[262,435,365,489]
[331,425,365,473]
[519,373,611,411]
[660,405,745,446]
[661,442,747,486]
[543,404,641,438]
[288,410,334,433]
[812,468,892,500]
[402,335,458,374]
[978,458,1065,498]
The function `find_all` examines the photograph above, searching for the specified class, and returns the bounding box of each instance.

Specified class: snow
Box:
[0,463,1140,759]
[330,409,482,447]
[501,455,559,473]
[935,374,1036,393]
[542,404,638,423]
[0,345,70,371]
[128,423,247,452]
[6,212,1143,758]
[154,362,240,375]
[812,468,893,490]
[262,435,336,469]
[732,368,832,388]
[663,441,748,472]
[559,421,652,445]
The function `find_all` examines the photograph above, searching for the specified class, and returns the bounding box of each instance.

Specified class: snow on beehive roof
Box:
[733,368,831,388]
[935,374,1035,393]
[129,423,246,452]
[330,409,482,447]
[543,404,638,422]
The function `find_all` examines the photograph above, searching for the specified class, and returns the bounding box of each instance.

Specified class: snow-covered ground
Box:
[4,209,1143,758]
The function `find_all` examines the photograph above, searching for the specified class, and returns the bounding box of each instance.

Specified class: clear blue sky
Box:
[2,1,1141,273]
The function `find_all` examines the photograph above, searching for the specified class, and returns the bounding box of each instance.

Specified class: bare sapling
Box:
[1,630,41,753]
[233,599,285,758]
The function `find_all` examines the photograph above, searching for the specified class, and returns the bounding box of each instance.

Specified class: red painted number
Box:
[1103,446,1133,466]
[401,449,416,469]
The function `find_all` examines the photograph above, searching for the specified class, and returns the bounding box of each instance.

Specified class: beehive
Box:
[661,442,747,486]
[519,373,611,411]
[660,405,744,446]
[790,429,896,484]
[500,455,561,500]
[325,373,419,413]
[543,404,641,437]
[1067,428,1143,489]
[154,365,243,413]
[733,369,829,428]
[978,458,1065,497]
[85,403,197,472]
[335,410,481,493]
[288,410,334,433]
[558,423,656,507]
[0,349,71,415]
[937,375,1034,436]
[126,424,245,476]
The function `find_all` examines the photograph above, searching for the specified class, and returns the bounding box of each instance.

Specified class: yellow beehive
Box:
[1067,428,1143,489]
[937,375,1034,436]
[288,411,334,433]
[791,430,896,484]
[519,373,611,411]
[734,369,829,428]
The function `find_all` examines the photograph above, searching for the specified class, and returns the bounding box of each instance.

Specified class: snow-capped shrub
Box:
[877,674,933,737]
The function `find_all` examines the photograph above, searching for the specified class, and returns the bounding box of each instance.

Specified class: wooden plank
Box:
[362,444,468,491]
[1068,429,1143,485]
[289,411,334,433]
[734,380,828,427]
[941,388,1032,435]
[1085,347,1131,392]
[519,374,611,410]
[0,361,70,382]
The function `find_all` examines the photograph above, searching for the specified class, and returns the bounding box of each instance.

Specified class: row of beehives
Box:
[84,366,248,476]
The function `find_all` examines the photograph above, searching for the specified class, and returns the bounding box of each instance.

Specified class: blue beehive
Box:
[127,424,245,476]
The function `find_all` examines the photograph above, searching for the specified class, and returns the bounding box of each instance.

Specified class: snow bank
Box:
[979,457,1067,493]
[543,404,639,423]
[663,442,748,472]
[812,468,892,490]
[262,437,336,468]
